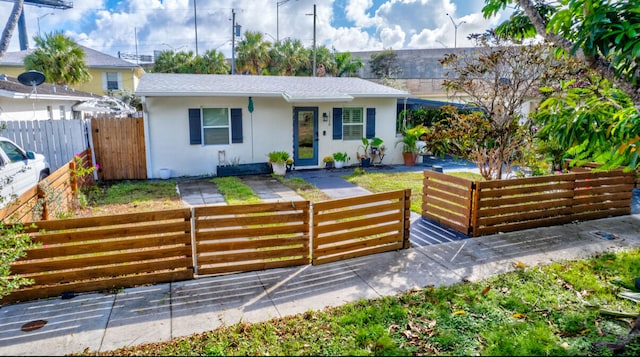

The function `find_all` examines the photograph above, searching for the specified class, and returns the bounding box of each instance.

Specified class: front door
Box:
[293,107,318,167]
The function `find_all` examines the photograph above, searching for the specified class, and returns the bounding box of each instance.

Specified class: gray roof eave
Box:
[135,91,282,97]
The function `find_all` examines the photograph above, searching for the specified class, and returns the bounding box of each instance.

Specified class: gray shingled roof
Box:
[135,73,409,102]
[0,45,140,69]
[0,73,96,99]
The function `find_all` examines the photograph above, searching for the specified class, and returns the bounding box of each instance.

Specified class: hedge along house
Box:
[135,73,410,178]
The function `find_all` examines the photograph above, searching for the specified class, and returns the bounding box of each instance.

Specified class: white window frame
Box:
[103,72,122,91]
[202,108,230,145]
[342,107,364,140]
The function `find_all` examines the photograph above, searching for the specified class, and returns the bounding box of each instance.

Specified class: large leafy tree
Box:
[24,31,91,85]
[0,0,23,60]
[440,32,557,179]
[235,31,271,75]
[483,0,640,169]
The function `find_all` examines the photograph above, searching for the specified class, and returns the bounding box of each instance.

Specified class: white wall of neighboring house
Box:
[143,96,402,178]
[0,97,82,121]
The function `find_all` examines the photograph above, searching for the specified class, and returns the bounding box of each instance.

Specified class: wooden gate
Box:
[90,116,147,180]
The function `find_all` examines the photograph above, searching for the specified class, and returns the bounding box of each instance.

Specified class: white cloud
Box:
[0,0,512,59]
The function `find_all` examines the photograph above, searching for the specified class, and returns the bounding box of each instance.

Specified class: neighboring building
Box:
[135,73,409,178]
[0,45,144,96]
[0,73,97,121]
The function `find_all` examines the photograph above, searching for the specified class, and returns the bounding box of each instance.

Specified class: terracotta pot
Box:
[402,152,417,166]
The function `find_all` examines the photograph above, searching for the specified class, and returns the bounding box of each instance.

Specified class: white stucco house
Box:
[135,73,410,178]
[0,73,97,121]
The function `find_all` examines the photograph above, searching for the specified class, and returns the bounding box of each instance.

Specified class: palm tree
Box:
[268,39,308,76]
[335,52,363,77]
[0,0,24,60]
[24,31,91,85]
[199,49,230,74]
[235,31,271,75]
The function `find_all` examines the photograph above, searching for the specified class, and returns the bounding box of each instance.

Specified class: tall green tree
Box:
[235,31,271,75]
[23,31,91,85]
[152,50,195,73]
[335,52,363,77]
[483,0,640,169]
[267,39,308,75]
[0,0,23,60]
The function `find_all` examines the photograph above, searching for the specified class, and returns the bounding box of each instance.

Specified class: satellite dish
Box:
[18,70,46,87]
[17,70,45,98]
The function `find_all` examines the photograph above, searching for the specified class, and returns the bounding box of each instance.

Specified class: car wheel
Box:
[39,170,50,182]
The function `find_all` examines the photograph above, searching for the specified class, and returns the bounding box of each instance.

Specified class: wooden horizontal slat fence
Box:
[0,149,93,223]
[312,189,410,265]
[193,201,311,276]
[3,208,193,304]
[422,171,474,235]
[422,169,635,237]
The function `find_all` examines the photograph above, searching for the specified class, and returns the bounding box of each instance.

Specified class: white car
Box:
[0,137,50,208]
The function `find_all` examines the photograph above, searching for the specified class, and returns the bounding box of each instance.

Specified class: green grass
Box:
[344,170,483,213]
[82,248,640,356]
[273,175,332,202]
[84,180,179,205]
[211,177,262,205]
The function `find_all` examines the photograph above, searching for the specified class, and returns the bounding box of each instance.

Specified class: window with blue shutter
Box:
[230,108,243,143]
[332,108,342,139]
[188,108,202,145]
[366,108,376,139]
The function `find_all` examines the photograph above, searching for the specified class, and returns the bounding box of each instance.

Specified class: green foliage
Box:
[152,49,229,74]
[267,151,290,164]
[87,180,179,205]
[211,177,261,205]
[0,223,39,298]
[24,31,91,85]
[334,51,363,77]
[357,137,384,159]
[534,73,640,170]
[332,152,349,162]
[483,0,640,171]
[395,124,427,154]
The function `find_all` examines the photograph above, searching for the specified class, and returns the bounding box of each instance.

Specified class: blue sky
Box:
[1,0,512,61]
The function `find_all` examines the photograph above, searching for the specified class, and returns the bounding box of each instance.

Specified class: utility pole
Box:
[194,0,199,55]
[231,9,241,75]
[306,4,316,77]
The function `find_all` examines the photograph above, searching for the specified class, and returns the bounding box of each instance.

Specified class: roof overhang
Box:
[0,89,94,101]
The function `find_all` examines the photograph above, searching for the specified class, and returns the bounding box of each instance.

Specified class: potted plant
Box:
[357,137,383,167]
[322,155,334,169]
[268,150,290,176]
[395,125,427,166]
[332,152,349,168]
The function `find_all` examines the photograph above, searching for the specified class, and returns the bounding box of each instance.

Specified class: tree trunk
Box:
[0,0,24,61]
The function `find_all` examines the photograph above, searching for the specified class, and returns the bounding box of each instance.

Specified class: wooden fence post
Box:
[37,185,48,221]
[69,159,78,195]
[403,188,411,249]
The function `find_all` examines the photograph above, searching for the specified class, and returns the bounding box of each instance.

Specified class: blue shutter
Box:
[230,108,243,143]
[366,108,376,139]
[188,108,201,145]
[332,107,342,139]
